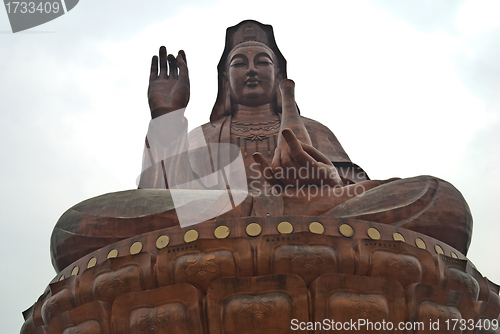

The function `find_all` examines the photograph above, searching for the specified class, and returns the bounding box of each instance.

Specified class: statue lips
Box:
[245,78,260,87]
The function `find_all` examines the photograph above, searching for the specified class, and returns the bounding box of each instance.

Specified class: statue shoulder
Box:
[300,116,350,161]
[301,116,338,137]
[299,116,369,181]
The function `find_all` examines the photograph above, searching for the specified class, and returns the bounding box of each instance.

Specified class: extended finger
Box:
[282,129,313,166]
[179,50,187,65]
[271,146,283,172]
[280,145,301,170]
[279,79,296,106]
[177,51,189,78]
[159,46,168,79]
[150,56,158,81]
[301,142,333,165]
[168,54,178,79]
[281,129,302,152]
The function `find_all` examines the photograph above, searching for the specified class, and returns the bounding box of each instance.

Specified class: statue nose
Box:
[246,66,257,76]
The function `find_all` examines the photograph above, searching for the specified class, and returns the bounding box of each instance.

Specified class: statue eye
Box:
[230,59,246,67]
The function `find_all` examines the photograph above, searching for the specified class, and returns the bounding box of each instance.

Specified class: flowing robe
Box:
[139,113,472,254]
[51,111,473,272]
[139,113,368,190]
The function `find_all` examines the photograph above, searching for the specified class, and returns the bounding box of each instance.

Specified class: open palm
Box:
[148,46,190,118]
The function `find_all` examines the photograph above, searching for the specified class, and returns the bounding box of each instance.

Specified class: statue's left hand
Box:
[253,128,344,188]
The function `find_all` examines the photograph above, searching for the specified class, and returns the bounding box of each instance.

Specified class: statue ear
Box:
[222,72,232,114]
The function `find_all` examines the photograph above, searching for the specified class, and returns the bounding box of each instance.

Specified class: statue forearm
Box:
[139,108,189,189]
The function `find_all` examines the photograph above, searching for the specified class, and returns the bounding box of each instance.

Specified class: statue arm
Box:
[139,47,193,188]
[138,109,190,189]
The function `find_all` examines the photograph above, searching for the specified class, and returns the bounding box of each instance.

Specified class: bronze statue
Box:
[139,20,472,254]
[21,20,499,334]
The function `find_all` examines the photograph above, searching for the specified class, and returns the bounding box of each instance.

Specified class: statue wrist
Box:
[151,106,180,119]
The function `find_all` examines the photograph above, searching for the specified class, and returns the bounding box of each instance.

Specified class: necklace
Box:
[231,118,280,157]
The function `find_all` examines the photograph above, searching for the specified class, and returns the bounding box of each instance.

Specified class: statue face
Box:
[226,42,278,106]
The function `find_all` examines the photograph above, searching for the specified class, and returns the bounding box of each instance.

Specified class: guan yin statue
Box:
[22,20,499,334]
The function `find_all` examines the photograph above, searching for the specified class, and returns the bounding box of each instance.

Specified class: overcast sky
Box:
[1,1,500,332]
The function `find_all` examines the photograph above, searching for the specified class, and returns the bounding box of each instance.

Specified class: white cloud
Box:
[456,0,500,37]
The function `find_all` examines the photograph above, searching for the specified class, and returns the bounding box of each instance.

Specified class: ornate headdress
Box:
[210,20,288,123]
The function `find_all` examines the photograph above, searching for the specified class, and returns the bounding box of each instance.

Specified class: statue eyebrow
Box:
[255,52,273,62]
[229,54,247,63]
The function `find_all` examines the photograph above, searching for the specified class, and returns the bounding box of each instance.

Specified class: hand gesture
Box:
[148,47,190,118]
[254,128,343,188]
[253,80,343,188]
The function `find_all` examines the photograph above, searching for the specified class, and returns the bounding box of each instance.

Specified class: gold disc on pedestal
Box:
[246,223,262,237]
[277,222,293,234]
[309,222,324,234]
[393,232,405,242]
[130,241,142,255]
[184,230,199,243]
[415,238,426,249]
[214,225,230,239]
[367,227,381,240]
[107,249,118,259]
[339,224,354,237]
[87,257,97,269]
[156,235,170,249]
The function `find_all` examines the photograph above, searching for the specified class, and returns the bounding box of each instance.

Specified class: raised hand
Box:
[253,79,343,188]
[148,47,190,119]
